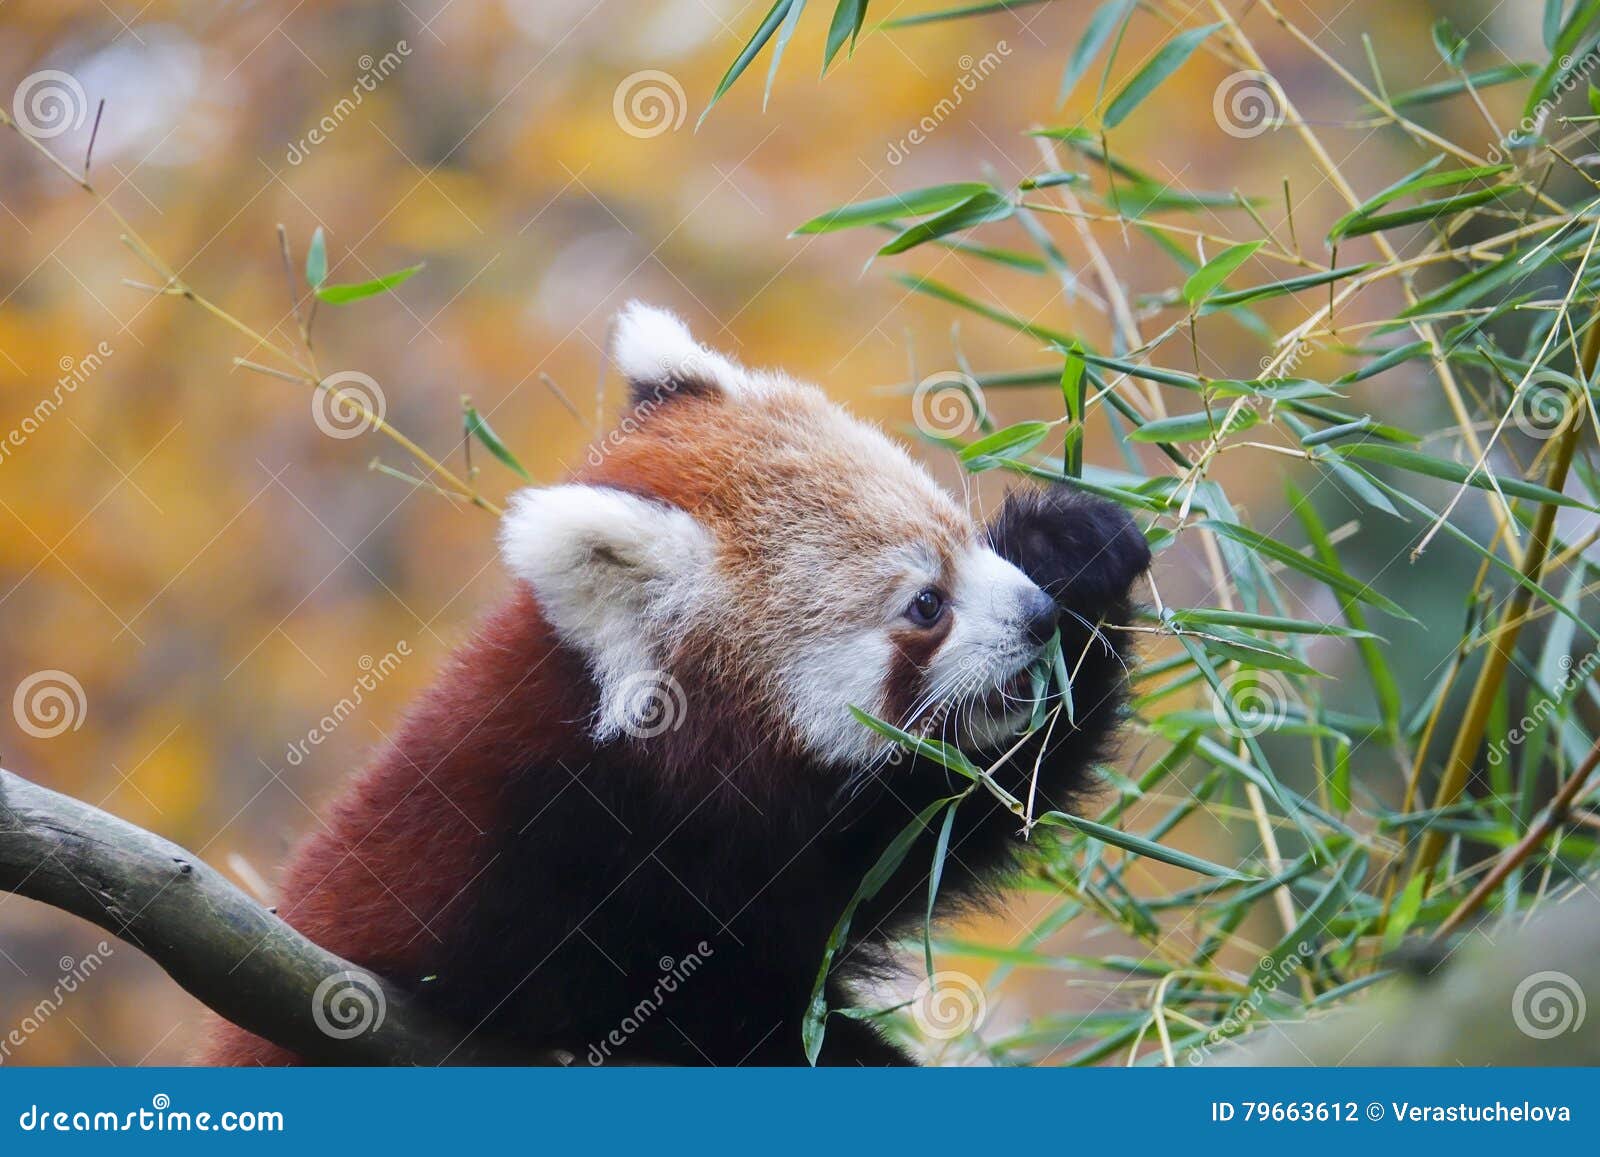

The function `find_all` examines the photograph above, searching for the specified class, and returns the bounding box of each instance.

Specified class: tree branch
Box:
[0,766,520,1065]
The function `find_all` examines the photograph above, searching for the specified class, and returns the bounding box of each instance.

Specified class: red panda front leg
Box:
[981,485,1150,804]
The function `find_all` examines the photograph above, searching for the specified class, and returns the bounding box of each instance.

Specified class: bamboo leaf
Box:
[305,226,327,288]
[700,0,796,127]
[1335,442,1592,509]
[794,182,993,234]
[876,190,1014,257]
[1183,241,1264,308]
[1059,0,1134,106]
[1032,809,1255,881]
[463,401,533,483]
[803,797,956,1063]
[314,264,423,304]
[1200,519,1414,620]
[1103,23,1222,127]
[823,0,868,71]
[959,420,1052,470]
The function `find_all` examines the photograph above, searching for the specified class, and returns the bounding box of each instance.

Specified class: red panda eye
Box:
[907,587,946,627]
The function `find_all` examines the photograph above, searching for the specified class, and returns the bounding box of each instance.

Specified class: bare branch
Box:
[0,766,524,1065]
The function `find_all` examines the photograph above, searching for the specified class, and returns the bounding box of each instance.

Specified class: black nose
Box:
[1022,586,1059,646]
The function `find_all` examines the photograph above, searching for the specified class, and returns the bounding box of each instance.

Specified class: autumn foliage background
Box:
[0,0,1561,1063]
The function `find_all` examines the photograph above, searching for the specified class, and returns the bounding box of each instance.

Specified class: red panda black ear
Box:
[498,484,720,738]
[611,301,749,407]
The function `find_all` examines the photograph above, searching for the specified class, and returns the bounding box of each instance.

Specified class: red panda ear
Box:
[498,484,720,737]
[611,301,749,407]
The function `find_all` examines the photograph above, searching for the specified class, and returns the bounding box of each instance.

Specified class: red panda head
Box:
[498,304,1058,767]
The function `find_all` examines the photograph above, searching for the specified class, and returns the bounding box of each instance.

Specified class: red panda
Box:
[201,304,1150,1066]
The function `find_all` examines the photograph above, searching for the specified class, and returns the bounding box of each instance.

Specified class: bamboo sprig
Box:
[0,104,502,516]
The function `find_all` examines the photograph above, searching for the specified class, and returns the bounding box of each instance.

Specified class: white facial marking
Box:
[779,633,897,767]
[499,484,720,740]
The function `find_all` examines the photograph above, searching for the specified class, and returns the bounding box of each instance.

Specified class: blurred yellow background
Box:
[0,0,1546,1063]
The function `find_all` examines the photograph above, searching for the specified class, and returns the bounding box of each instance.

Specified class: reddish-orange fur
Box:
[200,590,588,1064]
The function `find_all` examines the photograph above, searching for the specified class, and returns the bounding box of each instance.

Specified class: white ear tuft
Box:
[611,301,747,401]
[499,484,720,739]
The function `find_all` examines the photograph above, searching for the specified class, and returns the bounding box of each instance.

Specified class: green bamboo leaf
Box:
[1032,809,1255,881]
[793,182,993,234]
[463,401,533,483]
[803,796,956,1063]
[1247,850,1367,990]
[1330,187,1507,242]
[1326,159,1512,242]
[1059,0,1134,106]
[822,0,867,71]
[924,800,958,979]
[1337,340,1431,383]
[765,0,808,103]
[700,0,796,127]
[1170,608,1381,639]
[1128,408,1258,443]
[847,706,979,778]
[1200,519,1414,620]
[882,0,1050,27]
[1376,63,1536,111]
[314,264,423,304]
[1201,264,1372,311]
[1430,18,1468,68]
[305,226,327,288]
[895,274,1076,345]
[1183,241,1264,308]
[1335,442,1592,508]
[1103,23,1221,127]
[959,419,1052,470]
[876,190,1014,257]
[1300,416,1374,446]
[1067,349,1205,390]
[1061,346,1086,478]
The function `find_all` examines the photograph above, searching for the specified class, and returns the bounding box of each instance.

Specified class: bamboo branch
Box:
[0,766,526,1065]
